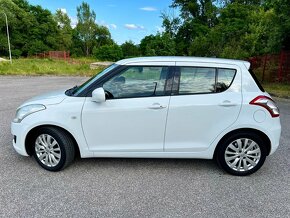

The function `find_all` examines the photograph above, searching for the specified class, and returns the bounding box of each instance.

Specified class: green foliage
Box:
[54,9,73,51]
[76,2,112,56]
[76,2,98,56]
[0,0,61,56]
[0,0,289,61]
[0,0,114,58]
[121,41,140,58]
[93,44,123,61]
[147,0,290,59]
[140,33,176,56]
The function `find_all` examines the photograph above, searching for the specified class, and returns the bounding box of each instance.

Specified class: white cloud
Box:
[124,24,145,30]
[97,20,117,30]
[60,8,67,14]
[124,24,137,29]
[70,16,78,28]
[140,7,157,11]
[110,24,117,29]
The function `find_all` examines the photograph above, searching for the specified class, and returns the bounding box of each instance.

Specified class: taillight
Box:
[250,96,279,117]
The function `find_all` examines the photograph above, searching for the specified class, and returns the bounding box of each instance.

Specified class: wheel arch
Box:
[213,128,271,159]
[25,124,80,158]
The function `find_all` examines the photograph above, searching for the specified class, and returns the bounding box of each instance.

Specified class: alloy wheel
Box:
[224,138,261,172]
[35,134,61,167]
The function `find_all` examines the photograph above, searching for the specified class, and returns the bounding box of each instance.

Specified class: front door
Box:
[82,64,173,152]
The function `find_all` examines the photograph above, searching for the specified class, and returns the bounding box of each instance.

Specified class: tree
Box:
[54,9,72,51]
[24,5,60,55]
[93,44,123,61]
[265,0,290,50]
[75,2,113,56]
[0,0,61,57]
[140,33,176,56]
[161,9,180,38]
[76,2,98,56]
[121,41,140,58]
[96,25,113,47]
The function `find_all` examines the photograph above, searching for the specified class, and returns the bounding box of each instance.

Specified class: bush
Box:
[93,44,123,61]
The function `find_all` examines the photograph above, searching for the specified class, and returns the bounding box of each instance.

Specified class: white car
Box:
[11,57,281,176]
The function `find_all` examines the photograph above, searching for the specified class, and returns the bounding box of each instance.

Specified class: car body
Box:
[11,57,281,175]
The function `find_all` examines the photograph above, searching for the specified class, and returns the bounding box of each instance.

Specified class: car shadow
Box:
[72,156,223,175]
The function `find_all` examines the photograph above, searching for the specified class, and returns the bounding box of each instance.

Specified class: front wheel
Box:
[33,127,75,171]
[216,132,267,176]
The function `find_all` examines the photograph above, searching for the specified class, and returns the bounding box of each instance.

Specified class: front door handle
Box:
[219,100,238,107]
[148,103,167,110]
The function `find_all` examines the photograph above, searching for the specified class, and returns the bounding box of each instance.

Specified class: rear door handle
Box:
[219,100,238,107]
[148,103,167,110]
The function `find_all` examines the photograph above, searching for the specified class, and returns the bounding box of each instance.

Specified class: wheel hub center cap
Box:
[240,153,246,158]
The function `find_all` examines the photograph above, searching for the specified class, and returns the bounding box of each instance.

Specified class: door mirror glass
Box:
[92,88,106,103]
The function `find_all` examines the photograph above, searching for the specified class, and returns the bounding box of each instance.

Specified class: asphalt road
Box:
[0,76,289,217]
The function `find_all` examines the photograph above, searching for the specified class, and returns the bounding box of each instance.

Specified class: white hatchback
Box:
[11,57,281,176]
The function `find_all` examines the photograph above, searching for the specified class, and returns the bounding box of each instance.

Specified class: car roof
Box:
[115,56,250,69]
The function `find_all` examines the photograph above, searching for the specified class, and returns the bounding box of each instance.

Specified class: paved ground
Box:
[0,76,289,217]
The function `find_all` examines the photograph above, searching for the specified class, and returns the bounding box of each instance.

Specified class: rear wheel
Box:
[33,127,75,171]
[216,132,267,176]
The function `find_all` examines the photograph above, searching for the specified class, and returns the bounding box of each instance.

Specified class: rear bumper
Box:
[268,121,281,155]
[11,121,29,156]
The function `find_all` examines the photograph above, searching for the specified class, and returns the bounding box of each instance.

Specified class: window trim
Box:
[172,66,237,96]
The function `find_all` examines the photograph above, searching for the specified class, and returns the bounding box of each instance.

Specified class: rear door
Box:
[164,62,242,152]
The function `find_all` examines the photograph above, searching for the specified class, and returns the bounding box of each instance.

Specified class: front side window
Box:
[73,64,118,96]
[103,66,169,99]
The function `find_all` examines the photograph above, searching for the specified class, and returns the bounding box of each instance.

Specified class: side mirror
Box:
[91,87,106,103]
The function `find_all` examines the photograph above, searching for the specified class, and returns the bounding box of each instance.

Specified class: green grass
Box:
[262,83,290,98]
[0,58,105,76]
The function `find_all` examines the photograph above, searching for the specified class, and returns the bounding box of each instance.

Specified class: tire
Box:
[33,127,75,171]
[216,132,267,176]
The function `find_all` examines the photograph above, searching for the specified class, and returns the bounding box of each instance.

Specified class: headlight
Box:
[13,104,46,123]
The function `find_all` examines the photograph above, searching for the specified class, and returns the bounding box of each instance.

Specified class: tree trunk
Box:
[86,45,89,56]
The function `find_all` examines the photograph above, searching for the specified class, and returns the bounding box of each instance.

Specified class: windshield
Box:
[70,64,118,96]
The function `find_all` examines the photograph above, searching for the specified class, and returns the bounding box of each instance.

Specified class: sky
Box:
[28,0,174,45]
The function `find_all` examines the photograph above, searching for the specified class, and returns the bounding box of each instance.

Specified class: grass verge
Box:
[0,58,105,77]
[262,83,290,98]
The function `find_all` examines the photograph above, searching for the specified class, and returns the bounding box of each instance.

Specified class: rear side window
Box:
[179,67,216,94]
[176,67,236,95]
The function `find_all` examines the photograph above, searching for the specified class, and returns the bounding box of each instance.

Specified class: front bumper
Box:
[11,121,30,156]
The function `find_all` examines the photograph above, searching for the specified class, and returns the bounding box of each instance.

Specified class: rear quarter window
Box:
[216,68,236,92]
